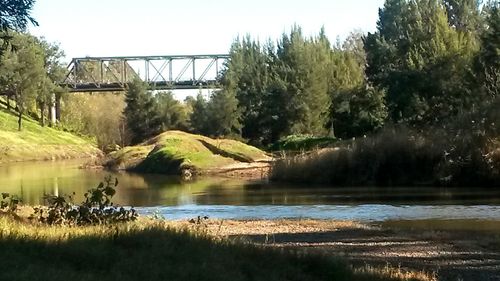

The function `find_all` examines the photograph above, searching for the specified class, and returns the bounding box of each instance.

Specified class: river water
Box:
[1,160,500,222]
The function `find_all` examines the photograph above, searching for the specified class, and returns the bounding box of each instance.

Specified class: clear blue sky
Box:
[29,0,385,62]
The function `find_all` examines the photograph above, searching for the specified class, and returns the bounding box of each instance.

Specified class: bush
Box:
[0,193,21,213]
[269,134,338,152]
[31,177,138,226]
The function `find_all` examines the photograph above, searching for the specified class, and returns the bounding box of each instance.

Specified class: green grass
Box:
[0,106,100,163]
[269,134,338,152]
[106,131,269,174]
[0,217,412,281]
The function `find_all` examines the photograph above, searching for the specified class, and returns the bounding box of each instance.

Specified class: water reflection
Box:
[1,160,500,221]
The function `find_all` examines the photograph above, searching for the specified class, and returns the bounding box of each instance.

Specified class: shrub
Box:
[0,193,21,213]
[31,177,138,226]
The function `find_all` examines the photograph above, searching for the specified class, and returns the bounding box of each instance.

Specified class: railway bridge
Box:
[61,54,229,92]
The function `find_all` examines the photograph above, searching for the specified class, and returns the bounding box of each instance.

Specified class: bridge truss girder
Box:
[62,54,229,92]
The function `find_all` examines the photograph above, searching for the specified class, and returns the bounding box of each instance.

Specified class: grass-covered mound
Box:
[105,130,270,174]
[0,217,414,281]
[0,108,100,163]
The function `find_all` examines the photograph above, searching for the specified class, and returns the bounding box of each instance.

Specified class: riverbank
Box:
[0,108,101,164]
[166,219,500,281]
[3,204,500,281]
[0,215,422,281]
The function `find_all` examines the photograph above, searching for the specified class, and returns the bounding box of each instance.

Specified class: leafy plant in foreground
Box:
[32,177,138,226]
[0,193,20,213]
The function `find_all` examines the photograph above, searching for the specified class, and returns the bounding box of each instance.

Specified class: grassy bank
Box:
[0,216,414,281]
[0,107,101,163]
[105,130,270,175]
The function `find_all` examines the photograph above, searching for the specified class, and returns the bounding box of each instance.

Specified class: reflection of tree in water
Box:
[124,175,253,207]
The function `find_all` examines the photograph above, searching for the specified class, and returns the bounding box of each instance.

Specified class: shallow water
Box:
[1,160,500,222]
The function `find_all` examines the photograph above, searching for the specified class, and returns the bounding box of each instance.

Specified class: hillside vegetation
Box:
[0,107,100,163]
[105,130,270,175]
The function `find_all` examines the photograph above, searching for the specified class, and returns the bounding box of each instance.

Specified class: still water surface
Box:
[1,160,500,221]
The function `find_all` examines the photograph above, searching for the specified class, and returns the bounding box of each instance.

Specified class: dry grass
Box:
[0,215,421,281]
[356,264,437,281]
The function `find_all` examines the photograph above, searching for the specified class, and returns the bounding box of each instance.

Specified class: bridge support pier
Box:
[49,94,61,125]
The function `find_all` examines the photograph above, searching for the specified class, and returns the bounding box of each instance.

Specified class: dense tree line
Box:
[174,0,497,147]
[123,0,498,147]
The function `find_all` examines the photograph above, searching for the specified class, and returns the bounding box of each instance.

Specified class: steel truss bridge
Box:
[62,54,229,92]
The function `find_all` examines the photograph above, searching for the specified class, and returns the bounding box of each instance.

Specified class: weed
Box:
[31,176,137,226]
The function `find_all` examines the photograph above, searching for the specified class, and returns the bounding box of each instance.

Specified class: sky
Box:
[29,0,385,61]
[28,0,386,100]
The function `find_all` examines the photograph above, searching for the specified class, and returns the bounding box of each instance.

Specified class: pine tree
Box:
[189,93,209,135]
[124,78,160,144]
[205,90,242,137]
[364,0,479,125]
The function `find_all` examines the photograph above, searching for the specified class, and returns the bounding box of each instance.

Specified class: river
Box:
[1,160,500,222]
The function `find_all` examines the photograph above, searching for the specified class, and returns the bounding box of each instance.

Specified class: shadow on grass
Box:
[0,220,405,281]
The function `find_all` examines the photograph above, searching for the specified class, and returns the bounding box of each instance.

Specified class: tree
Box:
[442,0,482,32]
[0,33,44,130]
[205,90,242,137]
[36,38,66,127]
[189,93,209,135]
[155,91,188,131]
[275,26,332,136]
[0,0,38,56]
[364,0,479,125]
[61,93,127,149]
[331,85,387,138]
[475,1,500,98]
[124,78,161,144]
[222,36,270,142]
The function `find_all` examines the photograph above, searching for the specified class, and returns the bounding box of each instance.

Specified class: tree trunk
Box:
[55,94,61,122]
[40,102,45,127]
[18,111,22,131]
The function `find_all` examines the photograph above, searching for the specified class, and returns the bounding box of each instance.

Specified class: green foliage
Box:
[124,78,161,144]
[364,0,480,125]
[61,92,127,149]
[0,33,44,130]
[475,1,500,98]
[155,91,189,131]
[270,134,337,152]
[32,177,137,226]
[0,192,20,213]
[0,0,37,32]
[0,33,66,130]
[219,27,387,145]
[331,85,387,139]
[35,37,66,127]
[189,93,210,135]
[205,90,242,137]
[0,0,37,57]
